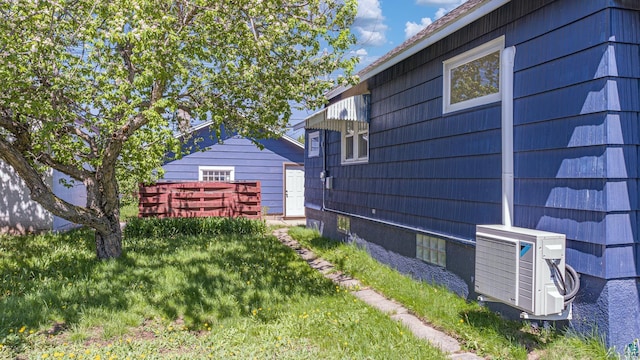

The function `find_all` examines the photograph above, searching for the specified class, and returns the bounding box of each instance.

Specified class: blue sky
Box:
[288,0,468,133]
[351,0,468,72]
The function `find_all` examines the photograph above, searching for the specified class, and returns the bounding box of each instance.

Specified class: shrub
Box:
[124,217,266,239]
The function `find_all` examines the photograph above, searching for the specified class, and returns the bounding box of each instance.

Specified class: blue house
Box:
[299,0,640,350]
[162,123,305,218]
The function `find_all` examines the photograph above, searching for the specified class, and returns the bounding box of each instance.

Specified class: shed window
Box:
[443,36,504,113]
[342,121,368,164]
[308,131,320,157]
[199,166,235,182]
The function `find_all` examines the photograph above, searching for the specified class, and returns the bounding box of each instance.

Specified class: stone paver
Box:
[272,228,484,360]
[352,289,407,314]
[391,313,461,353]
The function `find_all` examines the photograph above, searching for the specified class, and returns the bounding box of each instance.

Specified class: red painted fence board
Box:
[138,181,261,219]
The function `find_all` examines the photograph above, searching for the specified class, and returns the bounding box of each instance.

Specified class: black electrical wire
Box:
[547,259,580,306]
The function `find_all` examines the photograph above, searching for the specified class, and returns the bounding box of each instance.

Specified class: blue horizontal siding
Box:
[515,43,640,97]
[329,155,501,180]
[516,179,636,212]
[507,0,605,47]
[515,78,639,125]
[566,242,639,279]
[372,61,442,101]
[514,9,608,71]
[373,106,501,148]
[374,130,501,162]
[163,135,303,215]
[371,77,441,117]
[514,113,638,151]
[610,7,640,44]
[515,146,637,179]
[338,178,500,204]
[372,99,442,130]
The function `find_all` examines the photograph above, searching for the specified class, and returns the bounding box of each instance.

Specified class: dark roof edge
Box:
[327,0,510,99]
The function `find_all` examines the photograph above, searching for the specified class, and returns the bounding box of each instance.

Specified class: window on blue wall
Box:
[337,215,350,234]
[342,121,368,164]
[416,234,446,267]
[443,36,504,113]
[308,131,320,157]
[199,166,235,182]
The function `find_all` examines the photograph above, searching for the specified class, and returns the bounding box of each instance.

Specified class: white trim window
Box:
[342,121,368,164]
[308,131,320,157]
[199,166,235,182]
[443,36,504,113]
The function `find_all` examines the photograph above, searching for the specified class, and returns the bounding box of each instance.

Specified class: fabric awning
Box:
[304,94,370,131]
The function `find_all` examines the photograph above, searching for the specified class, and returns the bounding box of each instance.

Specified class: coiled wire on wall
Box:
[547,260,580,306]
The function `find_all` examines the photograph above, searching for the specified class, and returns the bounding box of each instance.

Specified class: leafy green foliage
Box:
[0,0,358,258]
[125,216,267,238]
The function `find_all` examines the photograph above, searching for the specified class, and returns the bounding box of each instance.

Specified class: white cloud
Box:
[353,0,388,47]
[415,0,468,20]
[435,7,449,19]
[404,17,433,39]
[353,48,369,56]
[358,0,383,19]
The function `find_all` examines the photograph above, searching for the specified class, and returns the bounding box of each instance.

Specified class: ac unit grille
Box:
[475,236,517,305]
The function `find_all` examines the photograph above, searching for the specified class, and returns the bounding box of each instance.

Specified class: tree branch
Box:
[0,138,108,232]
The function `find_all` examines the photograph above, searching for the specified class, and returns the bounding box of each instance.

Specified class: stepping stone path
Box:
[272,228,484,360]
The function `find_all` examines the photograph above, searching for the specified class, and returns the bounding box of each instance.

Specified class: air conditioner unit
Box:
[475,225,566,316]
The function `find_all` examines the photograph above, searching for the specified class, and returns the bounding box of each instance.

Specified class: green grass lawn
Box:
[0,220,446,359]
[287,226,615,360]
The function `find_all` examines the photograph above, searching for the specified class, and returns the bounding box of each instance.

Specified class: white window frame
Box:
[443,36,504,114]
[308,131,320,157]
[341,122,369,165]
[198,166,235,182]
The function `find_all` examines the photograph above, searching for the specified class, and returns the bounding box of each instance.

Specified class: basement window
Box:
[416,234,446,267]
[337,215,350,234]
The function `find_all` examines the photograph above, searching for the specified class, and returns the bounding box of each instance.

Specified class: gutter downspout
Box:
[501,46,516,227]
[322,130,327,211]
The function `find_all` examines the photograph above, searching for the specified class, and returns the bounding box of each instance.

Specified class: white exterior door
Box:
[284,165,305,217]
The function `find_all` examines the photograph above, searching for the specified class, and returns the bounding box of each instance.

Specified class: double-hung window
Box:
[308,131,320,157]
[443,36,504,113]
[199,166,235,182]
[342,121,368,164]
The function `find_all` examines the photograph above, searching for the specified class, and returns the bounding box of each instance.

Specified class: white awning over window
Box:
[304,94,370,131]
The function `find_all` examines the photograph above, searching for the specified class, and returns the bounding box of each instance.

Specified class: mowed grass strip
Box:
[288,226,615,360]
[0,219,445,359]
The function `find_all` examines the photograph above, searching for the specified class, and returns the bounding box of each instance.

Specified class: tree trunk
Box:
[95,213,122,259]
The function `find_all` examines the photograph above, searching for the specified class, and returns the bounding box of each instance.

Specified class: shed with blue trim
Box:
[162,123,305,218]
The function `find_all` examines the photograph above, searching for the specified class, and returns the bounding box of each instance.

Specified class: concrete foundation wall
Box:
[307,207,640,352]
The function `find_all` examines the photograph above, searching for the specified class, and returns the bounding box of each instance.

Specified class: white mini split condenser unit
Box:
[475,225,567,317]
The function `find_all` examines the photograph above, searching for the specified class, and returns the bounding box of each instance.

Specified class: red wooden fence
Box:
[138,181,261,219]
